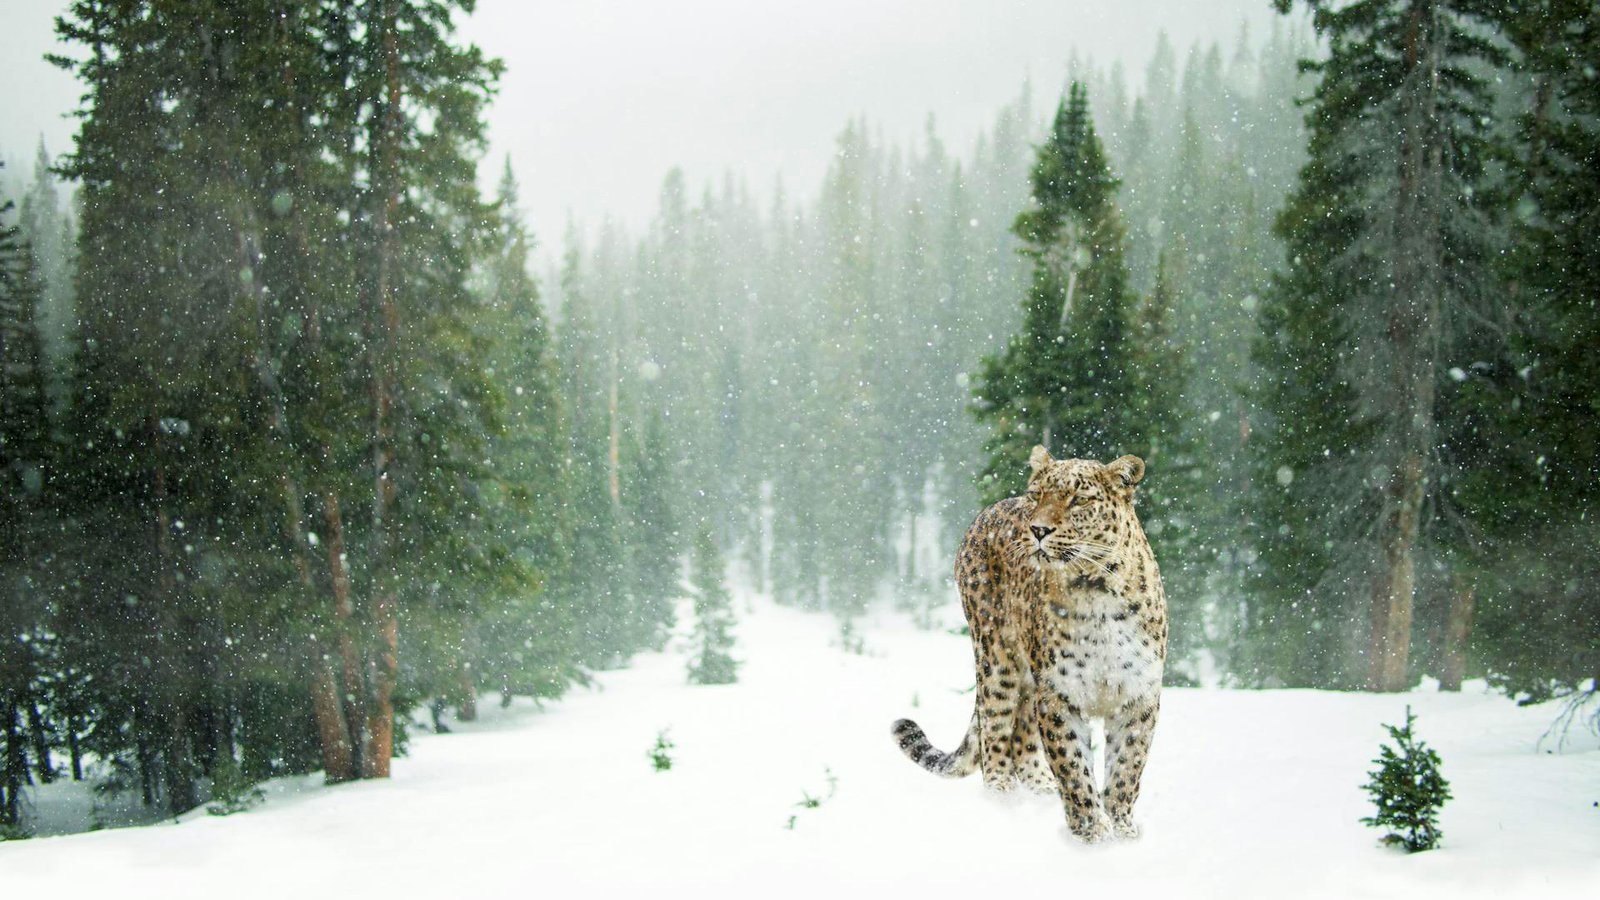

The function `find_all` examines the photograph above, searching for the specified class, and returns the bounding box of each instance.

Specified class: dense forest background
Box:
[1,0,1595,833]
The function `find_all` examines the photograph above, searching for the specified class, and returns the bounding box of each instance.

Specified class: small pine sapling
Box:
[785,767,838,830]
[649,729,675,772]
[834,617,866,655]
[687,527,739,685]
[205,757,265,816]
[1361,706,1452,852]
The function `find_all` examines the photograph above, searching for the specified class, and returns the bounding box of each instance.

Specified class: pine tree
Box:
[1244,137,1376,686]
[1255,0,1504,691]
[50,0,512,789]
[335,0,509,778]
[463,158,581,710]
[974,83,1142,504]
[687,527,738,686]
[204,755,264,817]
[1461,1,1600,704]
[1132,252,1202,677]
[1144,36,1305,683]
[0,174,51,505]
[0,172,56,830]
[1360,706,1451,852]
[812,119,892,624]
[53,0,361,800]
[18,141,71,383]
[553,239,632,668]
[315,0,513,776]
[625,410,681,652]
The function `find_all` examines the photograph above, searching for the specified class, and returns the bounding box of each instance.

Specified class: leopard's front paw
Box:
[1067,808,1112,844]
[981,771,1019,793]
[1110,816,1142,840]
[1019,760,1057,796]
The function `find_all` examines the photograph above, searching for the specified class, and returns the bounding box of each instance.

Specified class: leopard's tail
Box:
[891,708,978,778]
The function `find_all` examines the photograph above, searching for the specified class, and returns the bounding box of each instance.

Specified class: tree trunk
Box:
[135,711,155,807]
[1367,569,1391,690]
[163,702,196,816]
[1440,576,1475,692]
[279,475,356,783]
[308,562,357,784]
[2,697,23,827]
[1369,0,1444,693]
[1369,470,1420,692]
[278,472,358,783]
[67,713,82,781]
[906,504,919,587]
[152,419,196,813]
[608,344,621,508]
[456,662,477,722]
[322,489,365,777]
[360,0,404,780]
[362,594,398,779]
[309,663,355,782]
[25,700,53,784]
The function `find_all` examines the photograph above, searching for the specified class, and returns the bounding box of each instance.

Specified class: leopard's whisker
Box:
[1067,540,1118,555]
[1076,555,1115,579]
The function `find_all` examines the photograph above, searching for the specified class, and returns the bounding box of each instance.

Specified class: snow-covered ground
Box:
[1,592,1596,899]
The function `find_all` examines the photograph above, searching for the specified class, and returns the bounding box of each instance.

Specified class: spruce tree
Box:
[553,240,632,668]
[0,173,56,831]
[966,83,1184,509]
[333,0,508,777]
[0,175,51,505]
[974,82,1141,504]
[18,141,71,382]
[687,526,738,686]
[53,0,351,801]
[50,0,512,789]
[625,410,681,652]
[1254,0,1504,690]
[1244,137,1376,686]
[1464,1,1600,703]
[1360,706,1451,852]
[466,160,581,705]
[1132,253,1202,678]
[812,119,892,626]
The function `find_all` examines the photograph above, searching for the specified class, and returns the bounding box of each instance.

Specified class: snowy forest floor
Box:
[1,591,1596,899]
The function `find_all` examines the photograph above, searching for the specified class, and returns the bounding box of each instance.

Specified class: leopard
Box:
[892,445,1168,843]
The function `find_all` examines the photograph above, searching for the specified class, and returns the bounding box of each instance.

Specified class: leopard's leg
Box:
[1011,676,1054,795]
[1103,694,1160,839]
[975,636,1026,792]
[1036,687,1108,842]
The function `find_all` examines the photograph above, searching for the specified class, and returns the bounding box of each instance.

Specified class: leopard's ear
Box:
[1105,455,1145,491]
[1028,445,1054,475]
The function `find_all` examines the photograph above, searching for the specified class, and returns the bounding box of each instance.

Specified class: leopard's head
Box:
[1021,445,1145,572]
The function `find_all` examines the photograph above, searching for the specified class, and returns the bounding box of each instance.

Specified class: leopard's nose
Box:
[1030,525,1054,542]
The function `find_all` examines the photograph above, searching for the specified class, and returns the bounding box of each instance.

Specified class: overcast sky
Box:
[2,0,1279,250]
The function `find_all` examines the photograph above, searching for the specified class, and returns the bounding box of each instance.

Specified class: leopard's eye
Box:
[1026,490,1041,502]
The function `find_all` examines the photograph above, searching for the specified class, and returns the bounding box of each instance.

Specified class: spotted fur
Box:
[892,446,1168,842]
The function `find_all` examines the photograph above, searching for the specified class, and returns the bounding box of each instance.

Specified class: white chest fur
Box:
[1039,587,1163,719]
